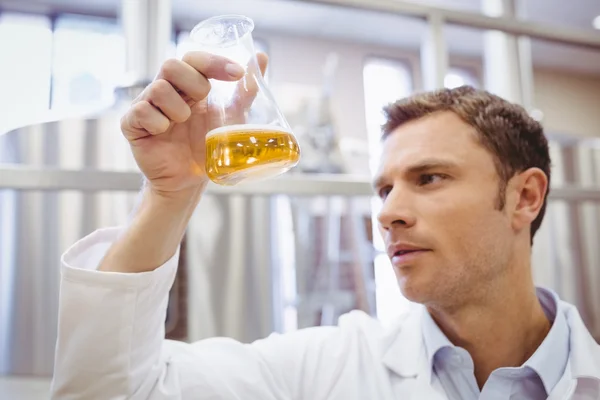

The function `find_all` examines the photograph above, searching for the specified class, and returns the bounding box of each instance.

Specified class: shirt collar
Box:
[524,287,570,394]
[421,306,454,369]
[420,287,570,394]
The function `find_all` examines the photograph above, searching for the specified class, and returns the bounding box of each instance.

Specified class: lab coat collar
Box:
[562,301,600,381]
[381,304,427,378]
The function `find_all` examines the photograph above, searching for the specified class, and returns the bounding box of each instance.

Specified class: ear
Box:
[510,167,548,233]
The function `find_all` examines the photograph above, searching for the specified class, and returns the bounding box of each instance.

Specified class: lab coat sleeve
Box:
[51,227,340,400]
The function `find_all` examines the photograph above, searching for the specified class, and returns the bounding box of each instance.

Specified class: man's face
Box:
[373,111,514,307]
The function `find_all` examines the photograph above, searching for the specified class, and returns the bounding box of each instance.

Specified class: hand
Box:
[121,51,269,197]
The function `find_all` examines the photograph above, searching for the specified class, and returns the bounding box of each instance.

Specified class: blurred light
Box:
[444,73,465,89]
[363,58,412,173]
[51,15,125,111]
[530,109,544,122]
[593,15,600,30]
[0,13,52,131]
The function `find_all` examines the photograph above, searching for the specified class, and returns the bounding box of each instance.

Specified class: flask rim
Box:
[190,14,255,47]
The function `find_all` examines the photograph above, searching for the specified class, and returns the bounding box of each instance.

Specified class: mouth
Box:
[394,249,422,256]
[391,249,430,265]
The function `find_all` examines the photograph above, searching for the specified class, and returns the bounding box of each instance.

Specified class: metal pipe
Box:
[482,0,523,104]
[286,0,600,50]
[2,166,600,201]
[514,0,535,112]
[120,0,172,83]
[420,12,448,90]
[0,167,372,195]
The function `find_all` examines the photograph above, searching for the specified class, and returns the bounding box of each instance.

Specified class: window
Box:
[51,15,126,112]
[362,58,413,326]
[0,13,52,132]
[363,58,413,173]
[0,13,128,128]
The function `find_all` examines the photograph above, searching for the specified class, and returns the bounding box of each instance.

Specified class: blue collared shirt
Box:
[422,287,570,399]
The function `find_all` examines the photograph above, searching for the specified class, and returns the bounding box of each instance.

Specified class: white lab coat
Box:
[51,227,600,400]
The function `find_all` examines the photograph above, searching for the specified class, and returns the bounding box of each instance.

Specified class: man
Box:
[50,51,599,400]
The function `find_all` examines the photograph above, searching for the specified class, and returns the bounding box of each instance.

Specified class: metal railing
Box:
[289,0,600,50]
[1,164,600,201]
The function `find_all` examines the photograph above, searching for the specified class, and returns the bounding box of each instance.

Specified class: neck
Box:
[426,262,551,388]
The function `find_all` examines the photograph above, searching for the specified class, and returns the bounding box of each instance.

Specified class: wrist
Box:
[143,183,206,214]
[98,184,205,273]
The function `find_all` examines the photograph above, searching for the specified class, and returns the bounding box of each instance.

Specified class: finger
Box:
[122,100,170,140]
[181,51,245,81]
[228,52,269,116]
[256,52,269,77]
[143,79,191,123]
[156,58,211,102]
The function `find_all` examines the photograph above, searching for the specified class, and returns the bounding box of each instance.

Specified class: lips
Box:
[387,243,431,266]
[391,250,429,266]
[387,243,429,258]
[394,249,421,256]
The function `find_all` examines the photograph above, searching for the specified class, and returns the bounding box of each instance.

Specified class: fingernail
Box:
[225,63,244,77]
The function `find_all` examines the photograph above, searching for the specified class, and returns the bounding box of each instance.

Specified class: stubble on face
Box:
[375,112,514,310]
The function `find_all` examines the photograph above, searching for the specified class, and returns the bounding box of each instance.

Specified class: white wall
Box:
[534,69,600,138]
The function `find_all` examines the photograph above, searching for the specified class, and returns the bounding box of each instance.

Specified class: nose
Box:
[377,188,417,230]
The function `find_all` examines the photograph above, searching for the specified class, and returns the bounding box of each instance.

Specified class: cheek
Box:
[420,187,501,241]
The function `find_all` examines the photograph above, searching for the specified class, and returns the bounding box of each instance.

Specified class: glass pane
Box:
[51,15,126,112]
[0,13,52,133]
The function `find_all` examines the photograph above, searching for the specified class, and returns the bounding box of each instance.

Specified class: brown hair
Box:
[382,85,551,244]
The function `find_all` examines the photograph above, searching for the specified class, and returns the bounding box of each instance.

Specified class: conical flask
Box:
[189,15,301,186]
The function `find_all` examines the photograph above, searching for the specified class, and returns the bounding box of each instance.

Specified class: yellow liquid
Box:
[205,125,301,185]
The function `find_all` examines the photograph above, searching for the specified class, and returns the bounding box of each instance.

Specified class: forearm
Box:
[99,184,205,273]
[52,227,181,399]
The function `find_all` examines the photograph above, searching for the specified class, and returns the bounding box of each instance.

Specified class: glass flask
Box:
[189,15,301,186]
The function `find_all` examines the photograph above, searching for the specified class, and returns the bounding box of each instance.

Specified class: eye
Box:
[378,186,392,199]
[417,173,446,186]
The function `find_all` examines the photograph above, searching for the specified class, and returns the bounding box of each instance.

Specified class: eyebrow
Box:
[405,158,460,174]
[372,158,460,190]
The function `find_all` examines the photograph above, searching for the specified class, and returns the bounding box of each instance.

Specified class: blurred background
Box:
[0,0,599,397]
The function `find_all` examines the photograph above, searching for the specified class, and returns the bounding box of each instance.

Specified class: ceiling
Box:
[2,0,600,74]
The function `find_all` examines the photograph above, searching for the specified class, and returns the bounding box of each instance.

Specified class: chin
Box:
[396,275,435,304]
